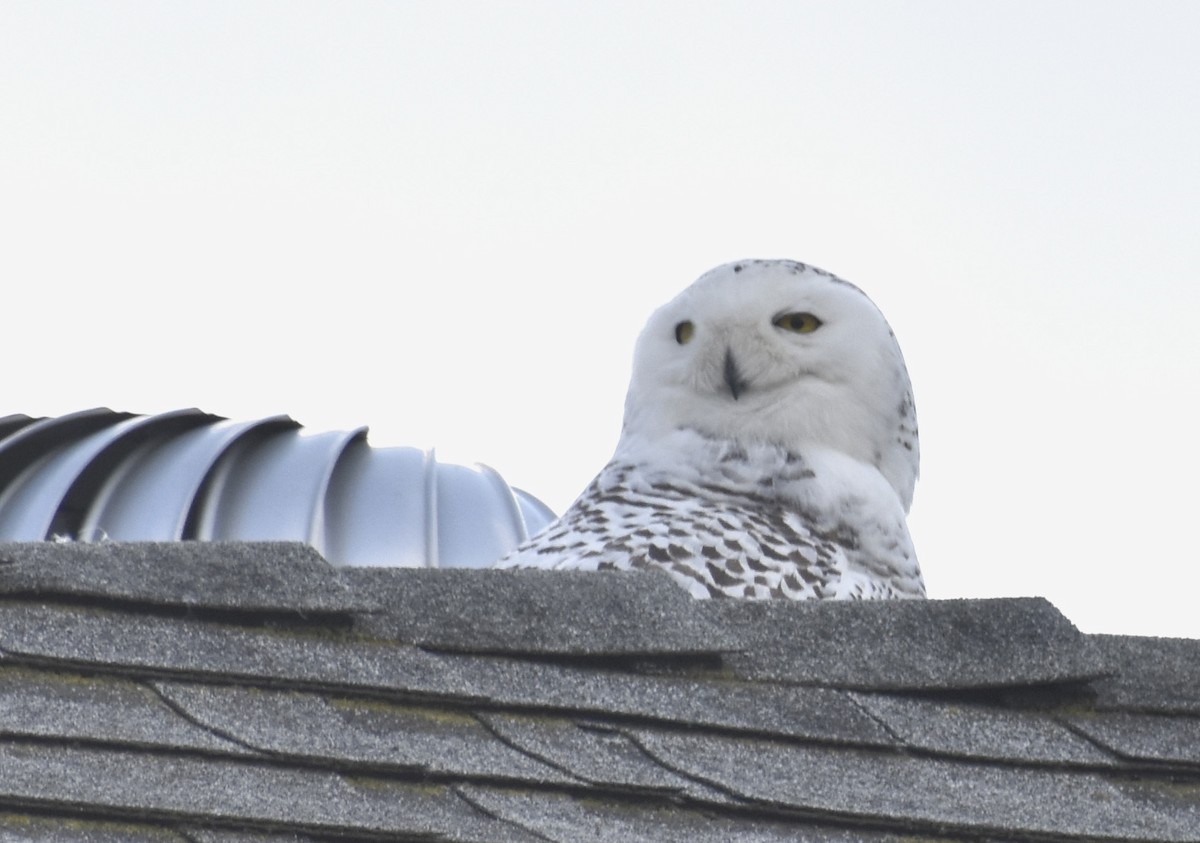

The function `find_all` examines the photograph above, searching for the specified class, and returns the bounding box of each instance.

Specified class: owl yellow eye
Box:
[674,320,695,344]
[773,312,822,334]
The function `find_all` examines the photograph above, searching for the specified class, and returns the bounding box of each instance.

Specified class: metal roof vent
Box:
[0,408,556,568]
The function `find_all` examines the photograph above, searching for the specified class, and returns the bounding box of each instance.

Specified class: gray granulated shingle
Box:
[1059,710,1200,766]
[347,567,737,655]
[1088,634,1200,714]
[701,597,1104,689]
[1,541,1197,842]
[474,712,735,802]
[153,681,577,785]
[0,813,188,843]
[0,542,369,615]
[0,741,538,843]
[627,726,1200,841]
[0,666,256,757]
[469,668,897,744]
[455,785,935,843]
[0,603,891,745]
[466,663,893,746]
[438,660,894,744]
[0,602,466,698]
[847,691,1119,766]
[183,832,322,843]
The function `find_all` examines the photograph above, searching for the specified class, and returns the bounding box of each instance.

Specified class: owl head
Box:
[620,259,919,509]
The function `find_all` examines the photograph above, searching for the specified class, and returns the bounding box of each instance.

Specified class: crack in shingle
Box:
[470,711,592,787]
[453,785,558,843]
[614,725,753,805]
[148,681,268,758]
[842,691,908,745]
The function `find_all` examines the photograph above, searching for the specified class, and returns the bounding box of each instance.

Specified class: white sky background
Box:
[3,2,1198,638]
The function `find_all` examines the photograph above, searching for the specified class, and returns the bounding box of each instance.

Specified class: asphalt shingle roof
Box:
[0,540,1197,842]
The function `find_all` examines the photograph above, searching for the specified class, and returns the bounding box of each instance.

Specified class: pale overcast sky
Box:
[4,2,1198,637]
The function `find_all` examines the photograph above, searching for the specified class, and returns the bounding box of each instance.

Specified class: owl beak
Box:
[723,348,748,400]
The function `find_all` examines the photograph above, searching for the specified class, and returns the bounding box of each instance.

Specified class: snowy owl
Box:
[497,259,923,599]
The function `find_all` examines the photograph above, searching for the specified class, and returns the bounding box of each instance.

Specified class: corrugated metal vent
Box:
[0,408,556,568]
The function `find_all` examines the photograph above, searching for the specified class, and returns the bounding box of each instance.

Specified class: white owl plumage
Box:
[497,259,923,599]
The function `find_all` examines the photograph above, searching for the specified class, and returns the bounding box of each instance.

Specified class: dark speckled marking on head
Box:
[734,258,864,295]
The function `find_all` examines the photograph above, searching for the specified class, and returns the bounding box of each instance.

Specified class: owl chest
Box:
[580,477,834,562]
